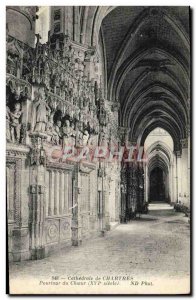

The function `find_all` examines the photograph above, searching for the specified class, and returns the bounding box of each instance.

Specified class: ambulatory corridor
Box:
[9,204,190,294]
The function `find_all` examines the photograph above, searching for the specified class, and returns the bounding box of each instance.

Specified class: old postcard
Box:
[6,5,191,295]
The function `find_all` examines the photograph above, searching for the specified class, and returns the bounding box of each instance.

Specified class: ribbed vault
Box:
[77,6,190,150]
[147,145,171,175]
[89,6,190,151]
[147,140,173,164]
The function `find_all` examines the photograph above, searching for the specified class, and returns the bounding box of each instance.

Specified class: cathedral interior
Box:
[6,6,190,281]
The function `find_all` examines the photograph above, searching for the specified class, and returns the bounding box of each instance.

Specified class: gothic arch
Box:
[146,140,173,164]
[137,120,182,151]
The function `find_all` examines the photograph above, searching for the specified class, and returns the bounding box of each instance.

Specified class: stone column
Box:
[137,163,144,209]
[54,170,58,215]
[48,170,52,216]
[71,163,82,246]
[115,164,121,223]
[175,150,182,203]
[104,173,111,231]
[172,154,177,203]
[59,171,63,215]
[171,156,176,204]
[29,133,46,260]
[168,163,173,203]
[29,184,45,260]
[144,163,148,202]
[97,164,106,234]
[180,138,189,207]
[120,165,127,223]
[111,102,120,125]
[187,134,190,207]
[64,173,68,214]
[164,171,169,202]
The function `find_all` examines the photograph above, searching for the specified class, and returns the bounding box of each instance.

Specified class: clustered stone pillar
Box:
[174,137,189,207]
[144,162,148,203]
[180,138,189,207]
[104,172,111,231]
[97,164,106,234]
[171,158,176,204]
[175,150,181,203]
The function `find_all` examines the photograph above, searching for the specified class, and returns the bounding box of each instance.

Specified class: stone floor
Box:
[9,203,190,294]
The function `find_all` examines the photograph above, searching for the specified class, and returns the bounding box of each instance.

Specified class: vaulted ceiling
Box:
[100,6,190,150]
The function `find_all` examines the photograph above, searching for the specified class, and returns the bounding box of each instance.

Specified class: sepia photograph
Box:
[6,5,191,295]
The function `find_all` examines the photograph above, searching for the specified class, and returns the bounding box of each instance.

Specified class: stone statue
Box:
[88,133,98,148]
[32,90,50,133]
[6,106,11,141]
[76,126,83,147]
[70,123,76,146]
[100,127,108,147]
[9,103,22,143]
[46,113,55,143]
[53,120,62,145]
[82,130,89,146]
[62,120,72,148]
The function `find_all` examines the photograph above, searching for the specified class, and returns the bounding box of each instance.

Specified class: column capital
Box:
[180,138,188,149]
[186,124,190,137]
[175,150,181,158]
